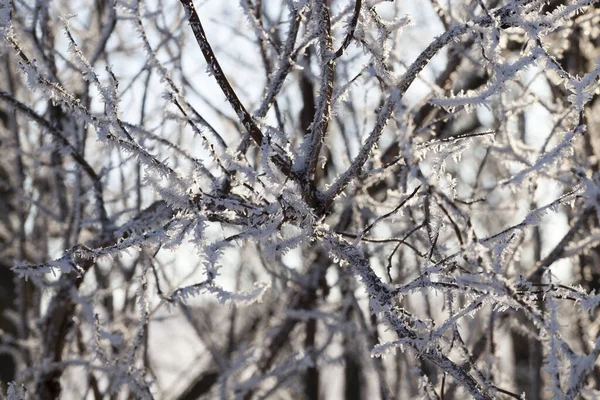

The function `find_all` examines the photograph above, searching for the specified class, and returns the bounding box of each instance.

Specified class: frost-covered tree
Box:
[1,0,600,399]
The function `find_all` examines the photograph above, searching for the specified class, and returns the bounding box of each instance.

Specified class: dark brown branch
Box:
[363,185,421,237]
[178,0,263,146]
[333,0,361,59]
[178,0,297,178]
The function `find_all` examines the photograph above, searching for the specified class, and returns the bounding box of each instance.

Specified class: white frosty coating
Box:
[6,383,25,400]
[301,0,335,183]
[3,0,600,398]
[317,225,494,399]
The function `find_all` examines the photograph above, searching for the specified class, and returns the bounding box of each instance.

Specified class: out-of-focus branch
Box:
[0,90,109,227]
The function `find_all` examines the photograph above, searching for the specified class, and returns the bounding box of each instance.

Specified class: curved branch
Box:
[178,0,264,147]
[0,89,109,227]
[179,0,296,178]
[333,0,361,59]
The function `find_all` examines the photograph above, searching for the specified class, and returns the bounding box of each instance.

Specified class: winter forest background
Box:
[1,0,600,399]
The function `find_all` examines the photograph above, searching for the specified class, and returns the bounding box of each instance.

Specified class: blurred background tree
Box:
[1,0,600,399]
